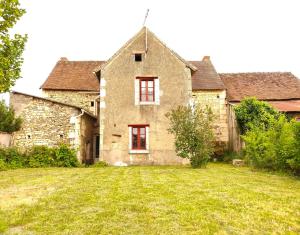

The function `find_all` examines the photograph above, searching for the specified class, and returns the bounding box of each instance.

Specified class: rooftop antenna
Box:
[143,9,150,54]
[143,9,149,26]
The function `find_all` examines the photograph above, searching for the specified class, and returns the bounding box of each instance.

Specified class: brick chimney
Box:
[202,56,210,62]
[60,57,68,61]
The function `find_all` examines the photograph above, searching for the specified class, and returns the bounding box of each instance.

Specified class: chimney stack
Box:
[60,57,68,61]
[202,56,210,62]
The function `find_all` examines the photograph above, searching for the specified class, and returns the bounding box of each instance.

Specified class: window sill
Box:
[139,102,156,105]
[129,149,149,154]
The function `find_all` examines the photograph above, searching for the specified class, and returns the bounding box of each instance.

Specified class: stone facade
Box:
[42,90,99,114]
[99,28,193,165]
[192,90,228,152]
[10,92,96,163]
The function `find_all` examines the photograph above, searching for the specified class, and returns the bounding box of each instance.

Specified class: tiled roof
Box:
[220,72,300,101]
[40,58,104,91]
[190,57,226,90]
[268,100,300,112]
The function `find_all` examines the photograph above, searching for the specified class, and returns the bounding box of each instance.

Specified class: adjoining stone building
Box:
[10,27,300,164]
[10,91,97,163]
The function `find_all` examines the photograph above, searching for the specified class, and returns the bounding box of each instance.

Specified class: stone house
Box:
[10,27,300,164]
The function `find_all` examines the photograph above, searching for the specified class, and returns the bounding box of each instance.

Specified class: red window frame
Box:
[129,125,149,150]
[139,78,155,102]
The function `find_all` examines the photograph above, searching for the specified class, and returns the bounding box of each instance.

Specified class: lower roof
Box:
[268,100,300,112]
[220,72,300,102]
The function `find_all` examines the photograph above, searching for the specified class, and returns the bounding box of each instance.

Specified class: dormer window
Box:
[134,53,142,62]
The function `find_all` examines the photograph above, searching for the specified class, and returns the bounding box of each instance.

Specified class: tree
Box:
[234,97,280,134]
[0,100,22,133]
[166,104,215,168]
[0,0,27,92]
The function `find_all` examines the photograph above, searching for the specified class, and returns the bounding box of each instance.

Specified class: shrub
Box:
[234,97,280,134]
[0,100,22,133]
[54,144,78,167]
[0,144,79,170]
[243,116,299,174]
[27,146,55,168]
[0,147,26,169]
[287,122,300,175]
[166,104,215,168]
[0,158,7,171]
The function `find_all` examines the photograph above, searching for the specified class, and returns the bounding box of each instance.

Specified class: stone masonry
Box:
[10,92,96,162]
[42,90,99,114]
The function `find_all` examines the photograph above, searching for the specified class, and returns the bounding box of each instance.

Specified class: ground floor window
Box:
[132,126,146,149]
[128,125,149,152]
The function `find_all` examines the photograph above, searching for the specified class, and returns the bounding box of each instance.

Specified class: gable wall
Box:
[42,90,98,113]
[100,29,192,165]
[10,93,94,162]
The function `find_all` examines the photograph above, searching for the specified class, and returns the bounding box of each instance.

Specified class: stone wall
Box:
[100,28,193,165]
[192,90,229,152]
[42,90,99,114]
[10,92,96,162]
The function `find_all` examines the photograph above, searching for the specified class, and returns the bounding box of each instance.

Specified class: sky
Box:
[2,0,300,100]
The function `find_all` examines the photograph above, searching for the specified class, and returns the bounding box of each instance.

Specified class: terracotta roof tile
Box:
[40,59,104,91]
[268,100,300,112]
[220,72,300,101]
[190,58,226,90]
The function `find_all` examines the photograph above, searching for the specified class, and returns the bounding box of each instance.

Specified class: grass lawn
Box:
[0,164,299,235]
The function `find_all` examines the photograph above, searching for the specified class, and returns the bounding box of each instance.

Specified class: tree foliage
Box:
[0,0,27,92]
[236,98,300,175]
[0,100,21,133]
[234,97,280,134]
[166,104,215,168]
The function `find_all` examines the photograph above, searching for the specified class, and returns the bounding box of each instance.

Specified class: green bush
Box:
[0,144,79,170]
[0,158,7,171]
[54,144,78,167]
[243,116,299,175]
[287,122,300,174]
[27,146,55,168]
[166,104,215,168]
[0,147,26,169]
[234,97,280,134]
[0,100,22,133]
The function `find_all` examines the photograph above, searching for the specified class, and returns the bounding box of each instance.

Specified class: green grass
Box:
[0,164,299,235]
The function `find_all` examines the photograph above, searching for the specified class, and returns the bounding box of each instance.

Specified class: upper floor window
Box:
[140,79,154,102]
[135,76,159,105]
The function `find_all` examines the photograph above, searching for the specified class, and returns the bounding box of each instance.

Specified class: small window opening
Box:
[217,95,220,98]
[91,101,95,107]
[135,53,142,62]
[27,135,31,139]
[59,134,64,139]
